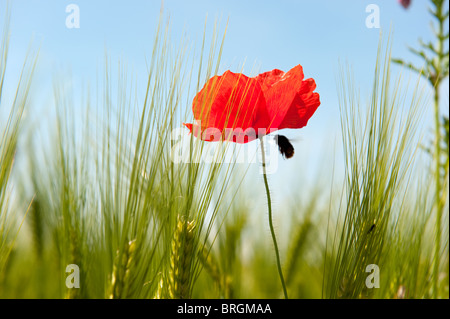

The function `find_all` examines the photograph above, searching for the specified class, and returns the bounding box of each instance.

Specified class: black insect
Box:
[275,135,295,159]
[367,224,376,234]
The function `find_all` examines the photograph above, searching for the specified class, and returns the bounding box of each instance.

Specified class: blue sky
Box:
[1,0,449,205]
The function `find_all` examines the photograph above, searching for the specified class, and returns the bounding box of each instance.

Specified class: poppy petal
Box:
[191,70,269,143]
[258,65,320,131]
[278,92,320,129]
[255,69,286,92]
[258,65,306,130]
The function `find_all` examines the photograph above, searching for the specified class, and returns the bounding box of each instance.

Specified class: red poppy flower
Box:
[183,65,320,144]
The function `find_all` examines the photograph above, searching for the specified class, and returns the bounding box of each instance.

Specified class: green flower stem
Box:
[432,1,445,298]
[433,85,443,298]
[259,137,288,299]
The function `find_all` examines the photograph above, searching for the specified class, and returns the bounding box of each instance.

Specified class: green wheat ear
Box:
[108,239,137,299]
[168,216,196,299]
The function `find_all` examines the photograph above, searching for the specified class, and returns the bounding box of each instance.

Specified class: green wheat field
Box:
[0,1,448,299]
